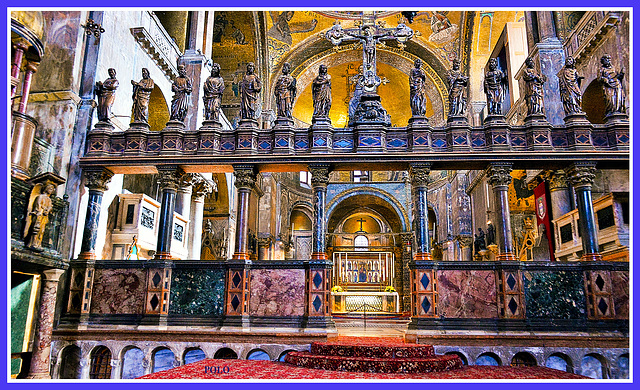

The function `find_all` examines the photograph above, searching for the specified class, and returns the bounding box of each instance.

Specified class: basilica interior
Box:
[9,9,629,380]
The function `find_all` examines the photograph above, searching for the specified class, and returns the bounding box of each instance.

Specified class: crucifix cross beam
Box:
[357,218,366,232]
[325,18,413,94]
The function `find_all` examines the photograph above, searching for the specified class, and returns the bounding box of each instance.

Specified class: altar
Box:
[331,291,400,313]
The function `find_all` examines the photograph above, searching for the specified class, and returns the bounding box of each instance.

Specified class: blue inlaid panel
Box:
[169,269,225,316]
[523,271,586,319]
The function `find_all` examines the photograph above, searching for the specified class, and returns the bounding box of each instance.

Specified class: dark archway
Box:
[59,345,82,379]
[214,347,238,359]
[89,346,113,379]
[511,351,537,367]
[582,80,606,124]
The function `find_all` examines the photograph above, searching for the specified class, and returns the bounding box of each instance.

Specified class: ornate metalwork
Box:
[82,19,105,38]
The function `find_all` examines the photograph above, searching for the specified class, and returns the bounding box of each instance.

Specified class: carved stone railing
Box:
[130,12,181,80]
[564,11,622,63]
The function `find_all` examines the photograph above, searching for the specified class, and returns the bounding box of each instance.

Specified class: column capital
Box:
[548,169,568,190]
[83,168,114,192]
[409,163,432,188]
[234,166,256,189]
[42,268,66,282]
[399,232,415,244]
[308,164,331,187]
[486,162,513,187]
[178,172,196,189]
[25,61,39,73]
[567,162,597,189]
[192,175,214,198]
[157,166,185,191]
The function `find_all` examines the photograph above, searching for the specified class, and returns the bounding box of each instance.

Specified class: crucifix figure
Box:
[325,17,413,95]
[357,217,366,232]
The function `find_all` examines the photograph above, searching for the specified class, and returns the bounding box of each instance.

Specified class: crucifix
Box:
[357,217,366,232]
[325,15,413,95]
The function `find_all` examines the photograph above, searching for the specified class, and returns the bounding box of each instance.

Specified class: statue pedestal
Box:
[524,115,553,151]
[236,119,259,154]
[563,113,594,150]
[483,115,511,150]
[604,113,629,151]
[446,116,471,152]
[125,122,150,155]
[309,116,333,153]
[198,122,222,155]
[161,121,186,155]
[273,117,295,154]
[86,121,115,156]
[407,116,432,152]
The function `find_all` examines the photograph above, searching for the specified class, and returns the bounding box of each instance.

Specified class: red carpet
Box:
[139,359,589,379]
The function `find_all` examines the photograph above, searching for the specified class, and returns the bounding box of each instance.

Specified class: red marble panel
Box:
[249,269,305,316]
[611,271,629,320]
[437,270,498,318]
[90,269,147,314]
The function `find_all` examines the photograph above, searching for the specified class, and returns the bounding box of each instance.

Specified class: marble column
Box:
[17,61,38,114]
[536,11,558,42]
[400,232,414,312]
[232,166,256,260]
[189,177,213,259]
[457,235,474,261]
[11,42,27,98]
[175,174,194,217]
[409,163,432,261]
[567,162,602,261]
[154,167,184,260]
[308,164,331,260]
[486,163,517,261]
[26,269,65,379]
[77,168,113,260]
[548,170,572,220]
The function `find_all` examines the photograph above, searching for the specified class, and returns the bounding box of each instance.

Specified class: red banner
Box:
[534,181,555,261]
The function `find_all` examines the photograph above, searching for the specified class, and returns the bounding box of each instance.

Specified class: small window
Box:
[125,204,135,224]
[90,346,112,379]
[597,206,615,230]
[560,224,573,244]
[299,171,311,187]
[354,235,368,251]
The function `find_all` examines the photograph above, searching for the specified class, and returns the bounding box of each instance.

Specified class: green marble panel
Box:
[11,274,34,376]
[169,269,225,316]
[523,271,586,319]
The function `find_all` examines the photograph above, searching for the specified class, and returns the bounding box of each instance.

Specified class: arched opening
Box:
[184,348,206,365]
[58,345,82,379]
[510,352,537,367]
[89,346,113,379]
[146,86,170,132]
[616,353,629,379]
[121,347,145,379]
[445,351,468,365]
[278,350,296,362]
[290,207,313,260]
[246,349,271,361]
[581,353,609,379]
[214,347,238,359]
[545,353,574,373]
[354,235,369,251]
[476,352,501,366]
[582,80,606,124]
[152,347,175,373]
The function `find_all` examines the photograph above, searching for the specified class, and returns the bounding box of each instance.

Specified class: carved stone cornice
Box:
[409,163,431,188]
[567,162,597,189]
[548,170,569,190]
[234,167,256,189]
[156,167,184,191]
[308,165,330,188]
[486,163,513,187]
[83,168,113,192]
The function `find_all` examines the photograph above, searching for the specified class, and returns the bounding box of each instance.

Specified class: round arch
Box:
[582,79,606,124]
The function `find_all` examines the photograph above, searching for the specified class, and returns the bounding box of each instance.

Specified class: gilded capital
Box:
[157,167,184,191]
[486,163,513,187]
[567,162,597,189]
[409,164,431,188]
[548,170,568,190]
[309,165,330,187]
[234,168,256,189]
[83,168,113,192]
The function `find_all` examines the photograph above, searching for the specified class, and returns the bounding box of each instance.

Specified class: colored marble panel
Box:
[249,269,305,316]
[437,270,497,318]
[523,271,585,319]
[611,271,629,319]
[91,269,146,314]
[169,269,225,316]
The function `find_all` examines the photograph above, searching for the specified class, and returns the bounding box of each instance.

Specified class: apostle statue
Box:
[483,58,508,116]
[409,58,427,117]
[598,54,626,116]
[312,64,332,118]
[203,63,225,122]
[95,68,119,123]
[274,62,297,119]
[557,56,584,116]
[23,183,56,250]
[522,57,547,117]
[474,228,486,255]
[348,65,365,120]
[170,65,193,123]
[447,59,468,117]
[131,68,155,124]
[239,62,262,120]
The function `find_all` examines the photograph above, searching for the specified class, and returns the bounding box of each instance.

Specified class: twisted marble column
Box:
[567,162,602,261]
[77,168,113,260]
[154,167,184,260]
[309,165,330,260]
[409,164,432,261]
[232,166,256,260]
[487,163,517,261]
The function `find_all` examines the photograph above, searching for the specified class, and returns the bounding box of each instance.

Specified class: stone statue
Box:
[483,58,507,116]
[522,57,547,116]
[348,65,365,120]
[169,64,193,123]
[274,62,297,119]
[23,183,56,250]
[239,62,262,120]
[557,56,584,116]
[486,223,496,246]
[95,68,119,123]
[312,64,332,118]
[409,58,427,117]
[474,228,486,254]
[131,68,155,124]
[447,59,468,117]
[598,54,626,116]
[203,63,225,122]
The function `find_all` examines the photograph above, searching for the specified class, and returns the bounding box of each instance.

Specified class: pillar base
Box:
[76,252,97,260]
[414,252,432,261]
[153,251,173,260]
[496,252,517,261]
[581,253,603,261]
[26,372,51,380]
[311,252,328,260]
[232,252,250,260]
